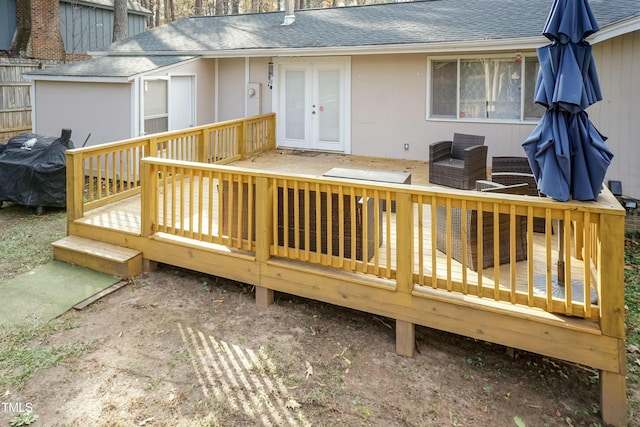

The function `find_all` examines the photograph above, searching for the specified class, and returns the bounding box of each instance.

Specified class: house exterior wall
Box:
[147,58,217,127]
[32,80,131,147]
[350,53,538,162]
[217,58,245,121]
[59,1,149,55]
[589,30,640,200]
[350,44,639,199]
[0,0,17,51]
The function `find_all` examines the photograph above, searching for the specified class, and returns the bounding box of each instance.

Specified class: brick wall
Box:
[13,0,66,61]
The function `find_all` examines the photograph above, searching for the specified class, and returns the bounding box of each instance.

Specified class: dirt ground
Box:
[1,201,635,427]
[2,264,626,427]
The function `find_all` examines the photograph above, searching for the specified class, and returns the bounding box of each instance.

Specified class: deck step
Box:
[52,236,142,279]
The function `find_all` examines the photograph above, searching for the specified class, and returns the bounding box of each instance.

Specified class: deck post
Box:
[394,192,415,357]
[237,121,245,159]
[255,176,274,308]
[66,151,84,223]
[597,212,627,426]
[268,114,276,150]
[140,159,158,238]
[198,128,208,163]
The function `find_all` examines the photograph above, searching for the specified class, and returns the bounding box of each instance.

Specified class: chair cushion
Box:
[434,158,465,168]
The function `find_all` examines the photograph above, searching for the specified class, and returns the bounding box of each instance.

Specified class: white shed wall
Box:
[32,81,132,147]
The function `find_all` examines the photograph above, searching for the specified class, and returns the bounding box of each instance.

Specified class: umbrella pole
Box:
[557,219,565,287]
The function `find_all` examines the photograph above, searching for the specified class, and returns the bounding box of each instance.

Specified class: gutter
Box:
[89,37,549,59]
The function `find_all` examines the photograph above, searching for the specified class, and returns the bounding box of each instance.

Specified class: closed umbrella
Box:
[523,0,612,302]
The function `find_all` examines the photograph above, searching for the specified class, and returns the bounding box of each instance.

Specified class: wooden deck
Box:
[59,115,628,426]
[76,152,588,296]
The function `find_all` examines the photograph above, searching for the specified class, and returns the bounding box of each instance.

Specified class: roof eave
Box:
[23,75,131,83]
[590,16,640,44]
[93,37,548,59]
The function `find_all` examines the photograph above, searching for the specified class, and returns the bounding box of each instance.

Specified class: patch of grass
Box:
[625,233,640,379]
[0,319,94,390]
[625,233,640,421]
[0,203,67,281]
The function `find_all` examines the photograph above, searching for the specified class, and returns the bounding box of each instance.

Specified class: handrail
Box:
[139,157,625,323]
[65,113,275,221]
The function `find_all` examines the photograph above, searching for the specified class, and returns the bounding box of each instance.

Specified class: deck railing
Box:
[65,113,275,221]
[139,157,625,323]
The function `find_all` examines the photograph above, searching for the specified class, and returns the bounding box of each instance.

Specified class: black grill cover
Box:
[0,129,74,208]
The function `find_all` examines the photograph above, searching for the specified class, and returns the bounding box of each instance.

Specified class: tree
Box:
[113,0,128,42]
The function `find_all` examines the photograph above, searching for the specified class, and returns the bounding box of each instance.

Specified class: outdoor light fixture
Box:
[268,62,274,89]
[625,199,637,210]
[608,180,622,196]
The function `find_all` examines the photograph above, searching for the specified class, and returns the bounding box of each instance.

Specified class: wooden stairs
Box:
[52,236,143,279]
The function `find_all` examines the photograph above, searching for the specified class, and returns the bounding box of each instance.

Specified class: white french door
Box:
[277,58,350,152]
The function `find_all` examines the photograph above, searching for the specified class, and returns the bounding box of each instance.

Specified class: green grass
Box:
[0,203,67,281]
[0,319,94,390]
[625,233,640,381]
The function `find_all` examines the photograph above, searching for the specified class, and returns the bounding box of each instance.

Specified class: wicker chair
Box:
[490,156,547,233]
[435,181,528,271]
[429,133,488,190]
[490,156,539,196]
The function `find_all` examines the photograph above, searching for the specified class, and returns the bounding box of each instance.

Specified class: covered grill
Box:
[0,129,74,214]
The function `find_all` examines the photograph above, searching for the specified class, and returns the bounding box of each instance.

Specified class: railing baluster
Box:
[493,204,500,300]
[527,206,535,307]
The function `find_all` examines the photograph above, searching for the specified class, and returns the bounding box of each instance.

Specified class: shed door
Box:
[169,75,195,131]
[141,75,196,136]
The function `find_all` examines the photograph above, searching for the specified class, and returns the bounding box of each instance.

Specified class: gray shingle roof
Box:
[26,0,640,79]
[101,0,639,54]
[29,56,195,78]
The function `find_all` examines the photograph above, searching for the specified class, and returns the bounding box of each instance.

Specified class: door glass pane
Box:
[143,79,168,134]
[144,79,167,116]
[285,70,305,140]
[318,69,340,142]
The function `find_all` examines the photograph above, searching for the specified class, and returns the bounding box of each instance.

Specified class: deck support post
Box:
[597,213,627,426]
[600,368,627,426]
[66,151,84,223]
[395,320,414,357]
[255,176,274,308]
[394,192,415,357]
[142,259,158,272]
[255,287,274,309]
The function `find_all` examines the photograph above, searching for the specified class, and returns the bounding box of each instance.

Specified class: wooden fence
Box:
[0,59,46,141]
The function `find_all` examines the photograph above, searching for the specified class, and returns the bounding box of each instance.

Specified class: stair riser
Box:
[52,245,142,279]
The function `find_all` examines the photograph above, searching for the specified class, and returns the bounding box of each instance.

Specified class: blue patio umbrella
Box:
[524,0,611,301]
[523,0,612,202]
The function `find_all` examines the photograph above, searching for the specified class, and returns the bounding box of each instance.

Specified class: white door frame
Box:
[138,74,196,137]
[273,57,351,153]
